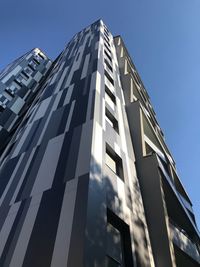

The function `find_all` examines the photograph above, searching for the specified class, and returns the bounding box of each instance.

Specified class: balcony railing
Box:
[157,155,200,237]
[178,192,194,214]
[169,221,200,263]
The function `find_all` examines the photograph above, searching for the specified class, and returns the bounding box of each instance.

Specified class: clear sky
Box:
[1,0,200,228]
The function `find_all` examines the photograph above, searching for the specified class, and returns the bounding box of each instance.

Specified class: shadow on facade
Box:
[83,156,152,267]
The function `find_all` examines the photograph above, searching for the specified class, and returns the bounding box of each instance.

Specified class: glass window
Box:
[16,72,29,83]
[107,223,122,263]
[33,57,40,65]
[106,151,117,173]
[104,34,110,44]
[105,58,113,73]
[105,70,114,86]
[28,62,36,71]
[105,50,112,63]
[16,74,24,83]
[0,94,9,110]
[38,53,44,60]
[105,43,112,54]
[105,108,119,133]
[106,209,134,267]
[104,37,110,48]
[105,144,124,180]
[24,67,33,76]
[21,71,29,80]
[28,61,37,70]
[105,92,115,110]
[105,85,115,103]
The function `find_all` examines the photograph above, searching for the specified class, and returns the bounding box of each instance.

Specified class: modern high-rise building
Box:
[0,19,199,267]
[0,48,52,154]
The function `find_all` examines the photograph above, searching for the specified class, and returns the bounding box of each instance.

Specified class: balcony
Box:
[178,192,194,214]
[169,221,200,264]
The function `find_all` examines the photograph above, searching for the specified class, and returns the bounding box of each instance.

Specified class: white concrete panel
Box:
[3,91,13,101]
[81,54,90,79]
[58,61,65,73]
[0,202,21,256]
[96,71,101,94]
[10,147,37,205]
[75,121,93,177]
[50,180,78,267]
[10,98,25,114]
[64,100,75,132]
[116,95,133,201]
[54,66,69,93]
[88,33,94,48]
[68,42,77,59]
[12,124,32,158]
[50,70,60,85]
[37,90,63,146]
[117,178,126,218]
[2,66,21,83]
[31,134,64,196]
[9,194,43,267]
[46,61,52,69]
[102,98,106,131]
[26,54,32,60]
[63,84,74,106]
[7,115,19,132]
[33,96,52,121]
[91,122,103,182]
[34,72,42,82]
[26,102,41,124]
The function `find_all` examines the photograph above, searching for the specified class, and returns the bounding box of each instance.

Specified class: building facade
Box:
[0,19,199,267]
[0,48,52,154]
[114,36,200,267]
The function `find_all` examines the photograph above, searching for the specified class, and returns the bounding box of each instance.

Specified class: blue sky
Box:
[1,0,200,227]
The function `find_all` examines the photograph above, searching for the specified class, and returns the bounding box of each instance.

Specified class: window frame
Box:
[105,108,119,134]
[105,144,124,181]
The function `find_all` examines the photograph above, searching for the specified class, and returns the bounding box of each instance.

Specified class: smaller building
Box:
[0,48,52,153]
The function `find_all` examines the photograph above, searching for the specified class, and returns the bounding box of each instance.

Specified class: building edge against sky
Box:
[0,19,199,267]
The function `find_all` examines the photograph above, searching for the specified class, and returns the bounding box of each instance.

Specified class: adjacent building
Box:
[0,19,199,267]
[0,49,52,153]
